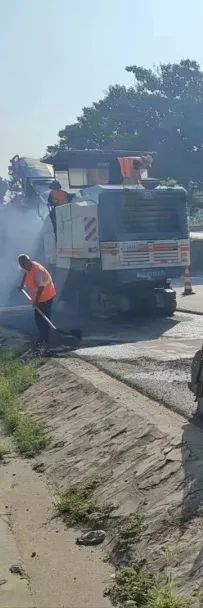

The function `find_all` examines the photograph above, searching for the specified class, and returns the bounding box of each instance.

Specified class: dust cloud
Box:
[0,204,44,308]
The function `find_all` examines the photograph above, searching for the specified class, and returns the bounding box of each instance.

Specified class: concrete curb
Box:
[177,307,203,316]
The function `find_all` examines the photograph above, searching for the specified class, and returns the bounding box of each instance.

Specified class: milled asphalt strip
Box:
[58,356,187,436]
[67,349,196,421]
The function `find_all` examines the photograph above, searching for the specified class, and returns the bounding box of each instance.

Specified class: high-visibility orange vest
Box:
[24,262,56,303]
[50,189,68,205]
[118,155,152,180]
[118,157,132,178]
[118,156,143,177]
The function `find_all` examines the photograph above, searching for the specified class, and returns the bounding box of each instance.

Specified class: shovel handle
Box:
[21,289,56,331]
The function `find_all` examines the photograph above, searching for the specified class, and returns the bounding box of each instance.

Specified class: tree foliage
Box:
[0,177,8,202]
[46,59,203,185]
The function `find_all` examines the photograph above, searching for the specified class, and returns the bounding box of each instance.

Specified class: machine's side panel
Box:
[43,216,56,265]
[56,204,72,269]
[71,202,100,259]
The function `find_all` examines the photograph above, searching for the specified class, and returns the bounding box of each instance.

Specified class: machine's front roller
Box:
[88,284,176,319]
[189,347,203,417]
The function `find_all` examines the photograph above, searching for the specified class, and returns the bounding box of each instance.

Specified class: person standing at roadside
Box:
[18,254,56,345]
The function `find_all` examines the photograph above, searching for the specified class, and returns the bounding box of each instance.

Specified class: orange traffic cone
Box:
[182,267,195,296]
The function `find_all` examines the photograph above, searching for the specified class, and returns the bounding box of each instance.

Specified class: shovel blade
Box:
[57,328,82,341]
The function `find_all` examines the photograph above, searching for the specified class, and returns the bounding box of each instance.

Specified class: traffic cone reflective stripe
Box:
[182,267,195,296]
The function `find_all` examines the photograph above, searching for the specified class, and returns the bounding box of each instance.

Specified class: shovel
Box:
[20,289,82,341]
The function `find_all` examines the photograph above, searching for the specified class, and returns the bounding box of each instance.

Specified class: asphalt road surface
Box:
[1,304,203,420]
[75,311,203,420]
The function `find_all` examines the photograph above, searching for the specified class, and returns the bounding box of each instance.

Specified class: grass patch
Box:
[106,564,191,608]
[0,349,48,457]
[107,563,155,607]
[147,586,190,608]
[56,479,114,528]
[110,515,144,568]
[0,442,10,460]
[120,515,143,541]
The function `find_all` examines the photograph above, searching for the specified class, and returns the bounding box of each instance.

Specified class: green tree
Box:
[46,59,203,185]
[0,177,8,203]
[8,157,22,193]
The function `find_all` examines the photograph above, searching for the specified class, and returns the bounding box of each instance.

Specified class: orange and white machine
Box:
[43,183,190,317]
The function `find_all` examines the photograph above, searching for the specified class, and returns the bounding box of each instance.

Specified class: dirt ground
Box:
[20,356,203,601]
[0,445,111,608]
[0,331,112,608]
[2,343,203,605]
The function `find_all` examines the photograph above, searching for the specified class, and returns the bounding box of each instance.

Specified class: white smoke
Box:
[0,204,44,307]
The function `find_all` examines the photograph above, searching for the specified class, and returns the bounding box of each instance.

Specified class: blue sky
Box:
[0,0,203,176]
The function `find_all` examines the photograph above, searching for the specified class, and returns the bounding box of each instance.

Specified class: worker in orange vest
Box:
[117,155,153,184]
[48,181,69,238]
[48,180,69,206]
[18,255,56,345]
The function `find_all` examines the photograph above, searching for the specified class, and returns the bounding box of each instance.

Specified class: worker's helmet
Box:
[52,180,61,190]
